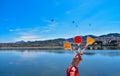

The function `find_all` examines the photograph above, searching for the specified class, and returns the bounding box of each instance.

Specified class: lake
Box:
[0,50,120,76]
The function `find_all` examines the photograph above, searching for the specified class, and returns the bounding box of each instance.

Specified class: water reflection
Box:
[1,50,120,57]
[0,50,120,76]
[84,52,95,56]
[84,50,120,57]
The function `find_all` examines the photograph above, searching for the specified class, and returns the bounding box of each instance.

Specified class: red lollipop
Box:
[74,36,82,45]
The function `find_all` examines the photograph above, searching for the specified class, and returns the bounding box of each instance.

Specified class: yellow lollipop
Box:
[81,36,95,53]
[87,36,95,45]
[63,41,71,50]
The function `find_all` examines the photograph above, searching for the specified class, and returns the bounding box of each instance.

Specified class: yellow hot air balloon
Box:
[63,41,71,50]
[87,36,95,45]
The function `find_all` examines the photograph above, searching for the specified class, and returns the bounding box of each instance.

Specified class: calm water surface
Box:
[0,50,120,76]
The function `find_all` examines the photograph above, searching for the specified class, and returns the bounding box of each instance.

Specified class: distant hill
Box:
[0,33,120,47]
[15,33,120,44]
[0,33,120,50]
[99,33,120,37]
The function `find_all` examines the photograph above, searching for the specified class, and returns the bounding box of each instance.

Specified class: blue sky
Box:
[0,0,120,42]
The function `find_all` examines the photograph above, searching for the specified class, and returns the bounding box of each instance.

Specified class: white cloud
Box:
[43,29,51,32]
[9,29,14,32]
[9,26,52,42]
[18,28,40,36]
[43,23,58,33]
[9,28,21,32]
[9,27,40,33]
[9,24,59,42]
[14,35,46,41]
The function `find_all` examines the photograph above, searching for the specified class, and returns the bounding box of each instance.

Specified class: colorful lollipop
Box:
[87,36,95,45]
[74,36,82,45]
[74,36,82,53]
[63,41,71,50]
[81,36,95,53]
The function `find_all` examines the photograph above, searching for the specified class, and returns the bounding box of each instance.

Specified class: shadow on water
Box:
[1,50,120,57]
[84,52,95,56]
[83,50,120,57]
[99,52,120,56]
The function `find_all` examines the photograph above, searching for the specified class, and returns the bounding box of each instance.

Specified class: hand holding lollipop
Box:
[63,36,95,55]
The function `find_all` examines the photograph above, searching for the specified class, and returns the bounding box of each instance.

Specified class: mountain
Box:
[16,40,26,44]
[16,33,120,43]
[0,33,120,48]
[15,33,120,44]
[99,33,120,37]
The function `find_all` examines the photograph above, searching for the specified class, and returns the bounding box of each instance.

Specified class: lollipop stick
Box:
[77,44,81,53]
[81,44,88,54]
[74,36,82,53]
[72,49,77,54]
[81,36,95,54]
[71,47,77,54]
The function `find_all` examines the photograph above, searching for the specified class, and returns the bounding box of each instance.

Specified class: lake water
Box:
[0,50,120,76]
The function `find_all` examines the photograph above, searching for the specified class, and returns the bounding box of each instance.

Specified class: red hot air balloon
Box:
[74,36,82,45]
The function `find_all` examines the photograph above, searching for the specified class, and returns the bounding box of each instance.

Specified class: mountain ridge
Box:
[14,33,120,44]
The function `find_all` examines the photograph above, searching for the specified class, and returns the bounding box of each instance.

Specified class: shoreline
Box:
[0,46,120,50]
[0,46,63,50]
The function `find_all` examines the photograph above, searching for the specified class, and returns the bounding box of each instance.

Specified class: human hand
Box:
[75,52,82,60]
[71,52,82,66]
